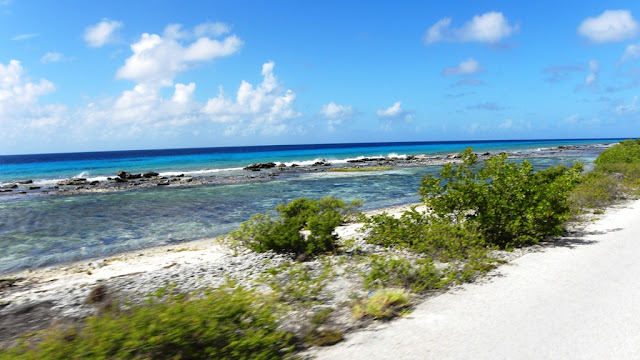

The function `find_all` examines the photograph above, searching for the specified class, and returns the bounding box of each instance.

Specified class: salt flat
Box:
[310,199,640,360]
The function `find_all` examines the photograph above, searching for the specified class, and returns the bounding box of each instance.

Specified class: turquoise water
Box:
[0,139,619,274]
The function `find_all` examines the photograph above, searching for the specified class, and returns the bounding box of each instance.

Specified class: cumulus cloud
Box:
[424,11,518,44]
[116,23,243,87]
[424,18,452,44]
[0,60,67,147]
[40,52,64,64]
[620,42,640,63]
[319,102,354,131]
[84,19,123,47]
[584,60,599,86]
[578,10,639,43]
[202,61,300,135]
[376,101,413,121]
[442,58,483,76]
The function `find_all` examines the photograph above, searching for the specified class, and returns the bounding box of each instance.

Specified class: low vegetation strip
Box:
[3,140,639,360]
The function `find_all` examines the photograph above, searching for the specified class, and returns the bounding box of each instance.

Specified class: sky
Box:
[1,1,640,155]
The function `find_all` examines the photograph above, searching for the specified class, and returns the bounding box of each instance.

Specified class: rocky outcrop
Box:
[243,162,277,171]
[57,178,88,186]
[143,172,159,178]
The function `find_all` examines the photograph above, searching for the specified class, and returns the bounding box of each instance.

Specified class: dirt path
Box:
[309,199,640,359]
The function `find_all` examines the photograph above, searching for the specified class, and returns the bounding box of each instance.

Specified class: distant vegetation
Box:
[5,140,640,359]
[570,139,640,209]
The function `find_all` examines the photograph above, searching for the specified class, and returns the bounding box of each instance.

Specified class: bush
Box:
[569,139,640,210]
[419,148,582,248]
[1,286,292,360]
[353,289,411,319]
[364,209,486,261]
[230,197,362,257]
[363,256,445,292]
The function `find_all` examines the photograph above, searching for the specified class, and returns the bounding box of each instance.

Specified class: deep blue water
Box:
[0,139,622,274]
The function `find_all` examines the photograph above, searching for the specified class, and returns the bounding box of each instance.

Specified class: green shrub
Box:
[364,209,486,261]
[364,256,445,292]
[353,289,411,319]
[570,171,623,209]
[229,197,362,257]
[593,139,640,186]
[1,286,292,360]
[419,147,582,248]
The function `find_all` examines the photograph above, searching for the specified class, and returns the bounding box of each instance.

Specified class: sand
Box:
[308,199,640,359]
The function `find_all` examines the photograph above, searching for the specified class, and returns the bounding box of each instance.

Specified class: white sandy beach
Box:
[308,198,640,359]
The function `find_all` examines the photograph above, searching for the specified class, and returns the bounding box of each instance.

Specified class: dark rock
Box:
[313,160,332,166]
[128,173,142,179]
[157,182,170,186]
[86,284,109,304]
[347,159,365,163]
[291,163,301,167]
[143,172,159,178]
[176,174,184,177]
[116,170,130,179]
[28,186,41,190]
[113,177,127,183]
[17,180,33,184]
[0,189,12,193]
[406,155,415,160]
[57,178,88,186]
[90,181,100,186]
[243,162,277,170]
[277,163,286,168]
[482,152,491,156]
[1,184,18,189]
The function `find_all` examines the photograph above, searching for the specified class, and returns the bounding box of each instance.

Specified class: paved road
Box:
[311,200,640,359]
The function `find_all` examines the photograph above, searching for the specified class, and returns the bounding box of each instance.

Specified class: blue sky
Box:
[1,1,639,154]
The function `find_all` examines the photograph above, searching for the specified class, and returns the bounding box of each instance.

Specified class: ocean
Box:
[0,138,621,274]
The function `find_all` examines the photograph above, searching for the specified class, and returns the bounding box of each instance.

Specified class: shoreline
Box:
[0,198,601,349]
[0,143,611,199]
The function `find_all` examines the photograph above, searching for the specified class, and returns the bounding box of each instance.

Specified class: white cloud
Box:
[442,58,483,76]
[424,11,518,44]
[423,18,451,44]
[584,59,599,86]
[319,102,354,131]
[194,22,231,37]
[620,42,640,63]
[116,24,243,87]
[11,33,38,41]
[84,19,123,47]
[0,60,67,148]
[578,10,639,43]
[40,52,64,64]
[202,61,300,135]
[376,101,413,130]
[615,96,639,115]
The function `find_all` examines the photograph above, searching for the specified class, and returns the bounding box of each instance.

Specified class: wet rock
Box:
[112,177,127,183]
[57,178,88,186]
[313,160,331,166]
[128,173,142,179]
[0,189,12,193]
[116,170,130,179]
[157,182,170,186]
[28,186,41,190]
[143,172,159,178]
[243,162,277,170]
[90,181,100,186]
[1,184,18,189]
[16,180,33,184]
